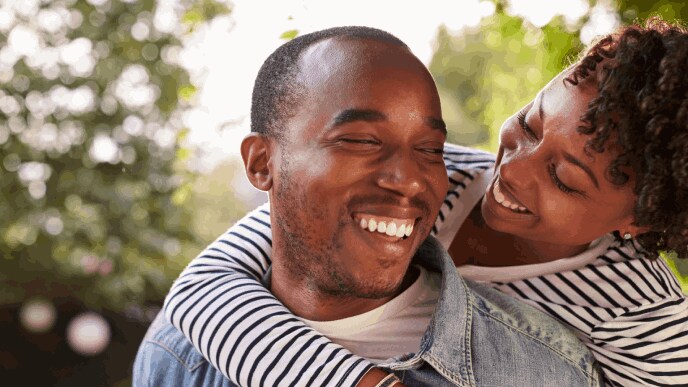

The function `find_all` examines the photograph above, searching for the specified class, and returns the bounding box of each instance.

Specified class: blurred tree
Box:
[430,0,688,149]
[0,0,230,312]
[616,0,688,23]
[430,9,581,149]
[1,0,685,317]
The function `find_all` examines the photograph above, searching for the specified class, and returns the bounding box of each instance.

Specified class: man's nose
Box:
[375,151,426,198]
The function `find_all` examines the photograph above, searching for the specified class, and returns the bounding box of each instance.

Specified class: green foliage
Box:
[664,251,688,294]
[280,29,299,40]
[616,0,688,24]
[0,0,229,312]
[182,0,232,30]
[430,13,582,150]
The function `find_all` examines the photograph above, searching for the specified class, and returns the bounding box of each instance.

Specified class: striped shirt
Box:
[164,143,688,387]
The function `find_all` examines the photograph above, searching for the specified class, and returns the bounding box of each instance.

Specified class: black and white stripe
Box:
[497,248,688,387]
[432,145,494,236]
[164,144,688,387]
[164,208,371,386]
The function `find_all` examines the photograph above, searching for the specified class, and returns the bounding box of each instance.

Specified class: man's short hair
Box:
[250,26,409,138]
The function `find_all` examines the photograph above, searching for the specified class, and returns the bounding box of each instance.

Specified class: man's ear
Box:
[241,133,274,191]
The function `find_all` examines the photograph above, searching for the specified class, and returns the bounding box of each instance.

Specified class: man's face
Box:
[270,38,447,299]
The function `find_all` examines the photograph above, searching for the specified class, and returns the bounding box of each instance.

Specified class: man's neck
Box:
[269,262,419,322]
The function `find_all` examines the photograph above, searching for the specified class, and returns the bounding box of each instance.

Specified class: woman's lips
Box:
[492,180,530,213]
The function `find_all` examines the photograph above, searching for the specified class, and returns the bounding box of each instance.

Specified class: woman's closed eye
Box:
[548,164,577,194]
[517,110,538,140]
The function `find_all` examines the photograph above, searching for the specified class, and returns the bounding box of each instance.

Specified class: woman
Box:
[164,18,688,386]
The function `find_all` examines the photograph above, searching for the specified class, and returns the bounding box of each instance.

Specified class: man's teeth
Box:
[386,222,396,236]
[359,218,413,237]
[378,221,387,233]
[493,181,528,213]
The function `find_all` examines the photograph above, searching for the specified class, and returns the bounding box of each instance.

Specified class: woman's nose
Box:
[499,145,540,192]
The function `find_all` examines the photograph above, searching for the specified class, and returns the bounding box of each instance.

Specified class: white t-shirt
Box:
[302,265,440,363]
[456,234,614,283]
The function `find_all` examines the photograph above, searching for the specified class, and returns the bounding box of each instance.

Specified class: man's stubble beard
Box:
[273,158,402,300]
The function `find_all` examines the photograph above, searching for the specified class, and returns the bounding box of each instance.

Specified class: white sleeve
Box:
[163,203,373,386]
[497,253,688,387]
[433,144,495,248]
[589,296,688,387]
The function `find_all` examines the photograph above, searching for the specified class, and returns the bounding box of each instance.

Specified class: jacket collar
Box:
[398,235,473,385]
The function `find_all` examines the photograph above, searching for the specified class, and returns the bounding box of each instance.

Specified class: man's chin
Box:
[321,265,414,300]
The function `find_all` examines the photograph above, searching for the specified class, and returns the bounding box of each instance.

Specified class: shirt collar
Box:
[261,266,272,289]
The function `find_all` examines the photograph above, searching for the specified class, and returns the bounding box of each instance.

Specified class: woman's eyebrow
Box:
[539,90,599,189]
[563,152,600,189]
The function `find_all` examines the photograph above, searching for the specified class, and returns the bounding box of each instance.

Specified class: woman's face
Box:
[481,69,643,254]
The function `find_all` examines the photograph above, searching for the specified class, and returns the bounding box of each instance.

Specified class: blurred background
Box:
[1,0,687,385]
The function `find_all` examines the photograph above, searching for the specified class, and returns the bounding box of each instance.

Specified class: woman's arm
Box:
[163,203,375,386]
[590,295,688,386]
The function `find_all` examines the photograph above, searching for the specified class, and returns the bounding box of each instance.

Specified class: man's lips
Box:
[355,214,415,238]
[352,206,423,239]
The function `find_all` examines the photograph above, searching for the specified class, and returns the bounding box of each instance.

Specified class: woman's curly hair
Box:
[566,16,688,259]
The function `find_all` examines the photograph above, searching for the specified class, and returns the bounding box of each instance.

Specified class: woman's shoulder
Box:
[434,144,495,244]
[443,143,496,170]
[590,237,687,302]
[442,143,495,191]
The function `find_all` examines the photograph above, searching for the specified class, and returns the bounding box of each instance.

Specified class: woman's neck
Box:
[448,202,589,267]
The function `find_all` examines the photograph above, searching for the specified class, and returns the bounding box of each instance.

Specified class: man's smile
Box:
[351,204,423,240]
[357,215,415,238]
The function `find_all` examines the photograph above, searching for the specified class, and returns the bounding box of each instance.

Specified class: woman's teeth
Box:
[493,181,529,213]
[360,218,413,238]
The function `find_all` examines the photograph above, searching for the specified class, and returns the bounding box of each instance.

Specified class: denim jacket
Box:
[134,236,603,386]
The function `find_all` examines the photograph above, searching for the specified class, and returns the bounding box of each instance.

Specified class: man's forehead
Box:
[300,36,382,61]
[296,37,410,83]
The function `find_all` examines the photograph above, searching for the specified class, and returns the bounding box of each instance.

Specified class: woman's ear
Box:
[241,133,273,191]
[619,214,651,240]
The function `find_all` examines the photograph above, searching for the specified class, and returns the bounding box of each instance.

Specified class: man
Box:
[134,27,602,386]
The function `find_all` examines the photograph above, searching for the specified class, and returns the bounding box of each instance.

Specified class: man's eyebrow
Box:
[563,152,599,189]
[331,109,386,127]
[330,109,447,135]
[538,90,546,123]
[427,118,447,134]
